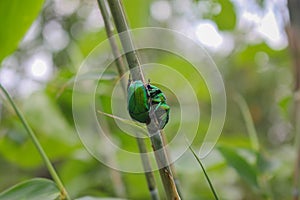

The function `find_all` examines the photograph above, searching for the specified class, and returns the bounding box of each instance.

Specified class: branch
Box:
[106,0,181,199]
[97,0,160,199]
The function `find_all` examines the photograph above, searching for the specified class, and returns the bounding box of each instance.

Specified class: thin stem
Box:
[0,84,70,200]
[106,0,181,199]
[136,137,160,200]
[233,94,259,151]
[234,94,273,199]
[105,0,145,83]
[96,0,127,91]
[97,0,159,199]
[188,146,219,200]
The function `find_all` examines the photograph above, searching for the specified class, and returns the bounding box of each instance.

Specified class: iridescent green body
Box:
[127,80,150,123]
[127,80,170,129]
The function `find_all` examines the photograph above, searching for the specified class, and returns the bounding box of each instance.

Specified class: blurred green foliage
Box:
[0,0,295,199]
[0,0,44,62]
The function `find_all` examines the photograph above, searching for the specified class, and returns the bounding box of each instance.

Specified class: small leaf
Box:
[0,178,60,200]
[218,146,259,188]
[97,110,148,136]
[0,0,44,63]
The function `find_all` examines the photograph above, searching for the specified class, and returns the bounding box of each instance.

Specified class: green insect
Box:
[127,80,150,124]
[127,80,170,129]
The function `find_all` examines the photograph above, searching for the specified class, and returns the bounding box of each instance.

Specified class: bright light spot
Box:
[31,59,47,78]
[26,52,52,81]
[151,1,172,21]
[234,0,287,49]
[258,10,287,49]
[43,20,70,52]
[196,22,223,49]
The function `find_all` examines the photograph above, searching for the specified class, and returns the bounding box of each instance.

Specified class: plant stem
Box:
[106,0,181,199]
[233,94,259,151]
[96,1,127,197]
[188,146,219,200]
[161,130,182,197]
[97,0,160,199]
[96,0,127,91]
[136,137,160,200]
[147,126,180,200]
[105,0,145,83]
[0,84,70,200]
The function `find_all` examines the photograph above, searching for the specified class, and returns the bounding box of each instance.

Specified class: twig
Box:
[105,0,145,83]
[97,0,160,199]
[106,0,181,199]
[96,0,127,91]
[0,84,70,200]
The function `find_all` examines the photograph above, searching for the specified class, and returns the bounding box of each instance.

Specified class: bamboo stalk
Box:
[106,0,181,199]
[96,0,126,91]
[0,84,70,200]
[161,131,182,197]
[105,0,145,82]
[96,0,160,199]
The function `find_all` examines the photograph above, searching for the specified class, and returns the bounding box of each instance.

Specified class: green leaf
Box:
[213,0,236,30]
[0,0,44,63]
[0,178,60,200]
[218,146,259,188]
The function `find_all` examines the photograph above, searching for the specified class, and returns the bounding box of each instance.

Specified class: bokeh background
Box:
[0,0,295,199]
